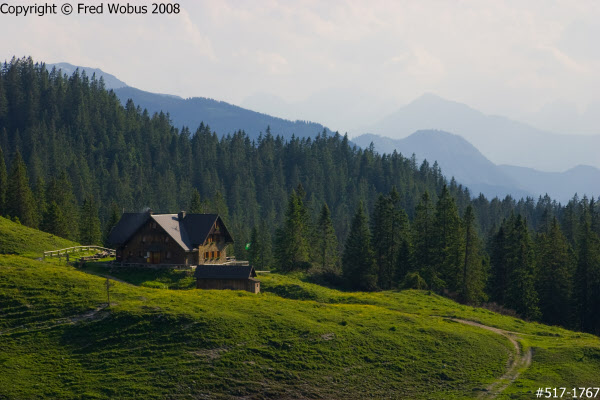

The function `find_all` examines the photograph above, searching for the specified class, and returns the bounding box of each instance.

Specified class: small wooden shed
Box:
[194,265,260,294]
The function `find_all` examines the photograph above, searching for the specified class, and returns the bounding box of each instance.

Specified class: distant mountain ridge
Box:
[48,62,128,89]
[354,130,600,202]
[113,86,331,140]
[49,63,331,140]
[362,93,600,171]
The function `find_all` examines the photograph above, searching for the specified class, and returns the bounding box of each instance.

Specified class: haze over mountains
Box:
[49,62,600,202]
[361,93,600,171]
[353,131,600,203]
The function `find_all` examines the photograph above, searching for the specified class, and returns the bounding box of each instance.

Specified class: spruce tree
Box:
[505,216,541,320]
[412,191,435,269]
[189,188,204,213]
[248,226,262,267]
[5,151,36,227]
[41,201,69,238]
[342,202,377,291]
[536,218,574,326]
[44,173,79,240]
[489,223,509,304]
[0,145,6,215]
[79,196,102,245]
[433,185,463,292]
[460,205,487,304]
[103,203,121,245]
[316,203,339,276]
[574,216,600,334]
[372,193,395,288]
[395,238,413,284]
[33,177,46,228]
[274,190,310,271]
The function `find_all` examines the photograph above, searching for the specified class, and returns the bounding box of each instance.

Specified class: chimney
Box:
[178,210,186,220]
[147,208,153,215]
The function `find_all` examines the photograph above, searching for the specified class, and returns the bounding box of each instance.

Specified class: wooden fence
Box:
[43,246,116,261]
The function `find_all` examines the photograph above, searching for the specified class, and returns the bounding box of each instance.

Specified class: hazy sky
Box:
[2,0,600,133]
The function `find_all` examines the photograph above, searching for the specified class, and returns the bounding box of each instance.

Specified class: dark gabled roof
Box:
[194,265,257,280]
[106,212,151,245]
[107,212,233,251]
[182,214,232,246]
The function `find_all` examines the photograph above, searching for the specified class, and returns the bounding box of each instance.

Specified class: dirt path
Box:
[449,318,532,399]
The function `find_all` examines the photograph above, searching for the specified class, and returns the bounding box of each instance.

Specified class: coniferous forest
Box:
[1,57,600,335]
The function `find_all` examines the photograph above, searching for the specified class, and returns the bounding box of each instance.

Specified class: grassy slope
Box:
[0,216,78,258]
[1,220,599,399]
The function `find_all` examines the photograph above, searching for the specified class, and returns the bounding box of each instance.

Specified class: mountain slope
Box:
[113,86,331,139]
[363,93,600,171]
[353,131,531,199]
[498,164,600,203]
[48,62,331,140]
[48,62,128,89]
[354,130,600,202]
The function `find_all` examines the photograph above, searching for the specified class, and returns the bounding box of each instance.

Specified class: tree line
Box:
[1,57,599,335]
[268,184,600,335]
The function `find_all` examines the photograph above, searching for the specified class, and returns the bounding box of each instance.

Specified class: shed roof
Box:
[194,265,257,280]
[107,212,233,251]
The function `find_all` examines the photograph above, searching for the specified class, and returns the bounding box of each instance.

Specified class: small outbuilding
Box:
[194,264,260,294]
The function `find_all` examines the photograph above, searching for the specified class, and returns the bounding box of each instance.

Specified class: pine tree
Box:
[248,226,262,267]
[44,173,79,240]
[342,202,378,291]
[372,194,394,287]
[209,190,229,222]
[79,196,102,245]
[574,216,600,334]
[274,190,310,271]
[189,188,204,213]
[5,151,36,227]
[41,201,69,238]
[433,185,464,292]
[395,238,413,283]
[536,218,574,326]
[0,145,7,215]
[33,177,46,228]
[103,203,121,245]
[460,205,487,304]
[254,220,273,270]
[505,215,541,320]
[316,203,339,276]
[489,223,509,304]
[412,191,435,268]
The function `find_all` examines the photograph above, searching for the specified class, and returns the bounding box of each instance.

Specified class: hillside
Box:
[361,93,600,171]
[354,131,600,202]
[1,224,600,399]
[0,216,78,258]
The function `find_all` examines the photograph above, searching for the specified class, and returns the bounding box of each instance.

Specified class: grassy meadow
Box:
[1,217,599,399]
